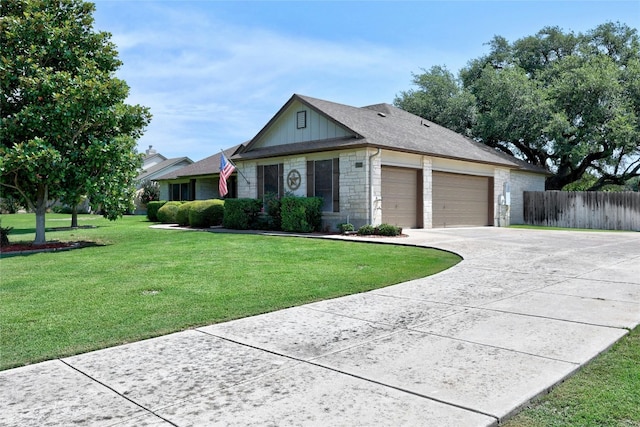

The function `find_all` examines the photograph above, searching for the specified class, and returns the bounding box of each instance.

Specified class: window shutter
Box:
[332,158,340,212]
[257,165,264,200]
[307,161,314,197]
[278,163,284,197]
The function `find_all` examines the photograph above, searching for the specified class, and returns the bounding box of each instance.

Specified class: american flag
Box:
[219,153,236,197]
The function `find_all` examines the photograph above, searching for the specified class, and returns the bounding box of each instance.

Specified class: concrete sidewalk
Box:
[2,228,639,426]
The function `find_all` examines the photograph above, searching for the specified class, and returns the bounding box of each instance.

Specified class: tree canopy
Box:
[0,0,151,243]
[395,22,640,190]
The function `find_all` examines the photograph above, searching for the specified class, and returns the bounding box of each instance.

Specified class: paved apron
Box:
[2,228,639,426]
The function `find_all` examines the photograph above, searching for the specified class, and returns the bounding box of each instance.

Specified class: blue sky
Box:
[92,1,640,161]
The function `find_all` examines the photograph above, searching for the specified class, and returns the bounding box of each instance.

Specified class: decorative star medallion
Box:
[287,169,301,190]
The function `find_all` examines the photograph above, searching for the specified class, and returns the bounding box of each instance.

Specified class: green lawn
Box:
[505,326,640,427]
[0,213,460,371]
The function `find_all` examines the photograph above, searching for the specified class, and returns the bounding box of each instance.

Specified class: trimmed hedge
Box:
[357,224,376,235]
[223,198,262,230]
[176,202,195,226]
[280,196,323,233]
[376,223,403,236]
[357,223,403,236]
[338,223,355,234]
[264,194,282,231]
[157,201,183,224]
[189,199,225,227]
[146,201,167,222]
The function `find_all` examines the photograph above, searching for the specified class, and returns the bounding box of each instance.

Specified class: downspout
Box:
[368,148,381,225]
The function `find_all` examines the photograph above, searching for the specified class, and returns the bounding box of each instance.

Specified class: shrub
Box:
[156,201,182,224]
[176,201,195,226]
[223,198,262,230]
[338,223,355,234]
[264,193,282,230]
[280,196,323,233]
[356,223,402,236]
[376,223,402,236]
[357,224,376,235]
[146,201,167,222]
[0,195,23,214]
[52,205,72,214]
[189,199,225,227]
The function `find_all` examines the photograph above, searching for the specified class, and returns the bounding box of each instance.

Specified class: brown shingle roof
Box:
[235,94,548,174]
[154,145,242,180]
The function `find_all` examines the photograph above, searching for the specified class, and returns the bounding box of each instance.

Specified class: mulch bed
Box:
[0,241,95,255]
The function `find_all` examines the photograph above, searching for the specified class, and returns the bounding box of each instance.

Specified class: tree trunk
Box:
[71,205,78,228]
[34,184,48,245]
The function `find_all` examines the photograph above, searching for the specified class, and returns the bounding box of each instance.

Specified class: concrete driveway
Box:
[2,227,639,426]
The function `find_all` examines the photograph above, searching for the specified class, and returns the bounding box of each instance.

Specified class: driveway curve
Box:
[2,227,639,426]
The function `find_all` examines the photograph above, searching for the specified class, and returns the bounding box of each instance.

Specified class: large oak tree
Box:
[395,23,640,190]
[1,0,151,243]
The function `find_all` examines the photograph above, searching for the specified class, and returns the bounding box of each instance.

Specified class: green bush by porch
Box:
[280,196,323,232]
[189,199,225,227]
[146,201,167,222]
[222,198,262,229]
[156,201,182,223]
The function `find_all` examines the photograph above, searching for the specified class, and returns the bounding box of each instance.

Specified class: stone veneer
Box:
[235,150,546,230]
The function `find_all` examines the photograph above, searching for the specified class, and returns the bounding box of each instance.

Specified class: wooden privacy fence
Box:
[524,191,640,231]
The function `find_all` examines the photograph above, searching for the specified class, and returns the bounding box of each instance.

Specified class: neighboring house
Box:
[155,146,241,201]
[231,94,548,230]
[137,146,193,185]
[133,146,193,214]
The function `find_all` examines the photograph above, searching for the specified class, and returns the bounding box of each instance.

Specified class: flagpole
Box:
[221,150,250,184]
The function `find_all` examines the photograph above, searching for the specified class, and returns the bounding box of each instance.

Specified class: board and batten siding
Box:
[524,191,640,231]
[252,100,352,149]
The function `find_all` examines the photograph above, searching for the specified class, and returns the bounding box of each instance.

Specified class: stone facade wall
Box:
[282,157,307,197]
[233,149,548,230]
[237,161,257,199]
[335,150,370,228]
[509,170,546,225]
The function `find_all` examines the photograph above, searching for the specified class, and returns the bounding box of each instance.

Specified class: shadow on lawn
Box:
[8,225,98,236]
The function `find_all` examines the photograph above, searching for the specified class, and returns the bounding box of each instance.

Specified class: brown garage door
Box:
[382,166,422,228]
[432,171,493,227]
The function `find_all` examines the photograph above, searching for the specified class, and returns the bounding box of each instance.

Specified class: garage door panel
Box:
[433,172,491,228]
[382,167,418,228]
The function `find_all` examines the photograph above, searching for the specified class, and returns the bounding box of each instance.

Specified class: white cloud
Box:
[103,4,466,159]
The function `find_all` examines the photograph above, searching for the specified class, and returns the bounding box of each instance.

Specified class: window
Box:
[170,183,180,201]
[263,165,280,195]
[257,164,284,201]
[169,180,195,201]
[314,160,333,211]
[307,158,339,212]
[296,110,307,129]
